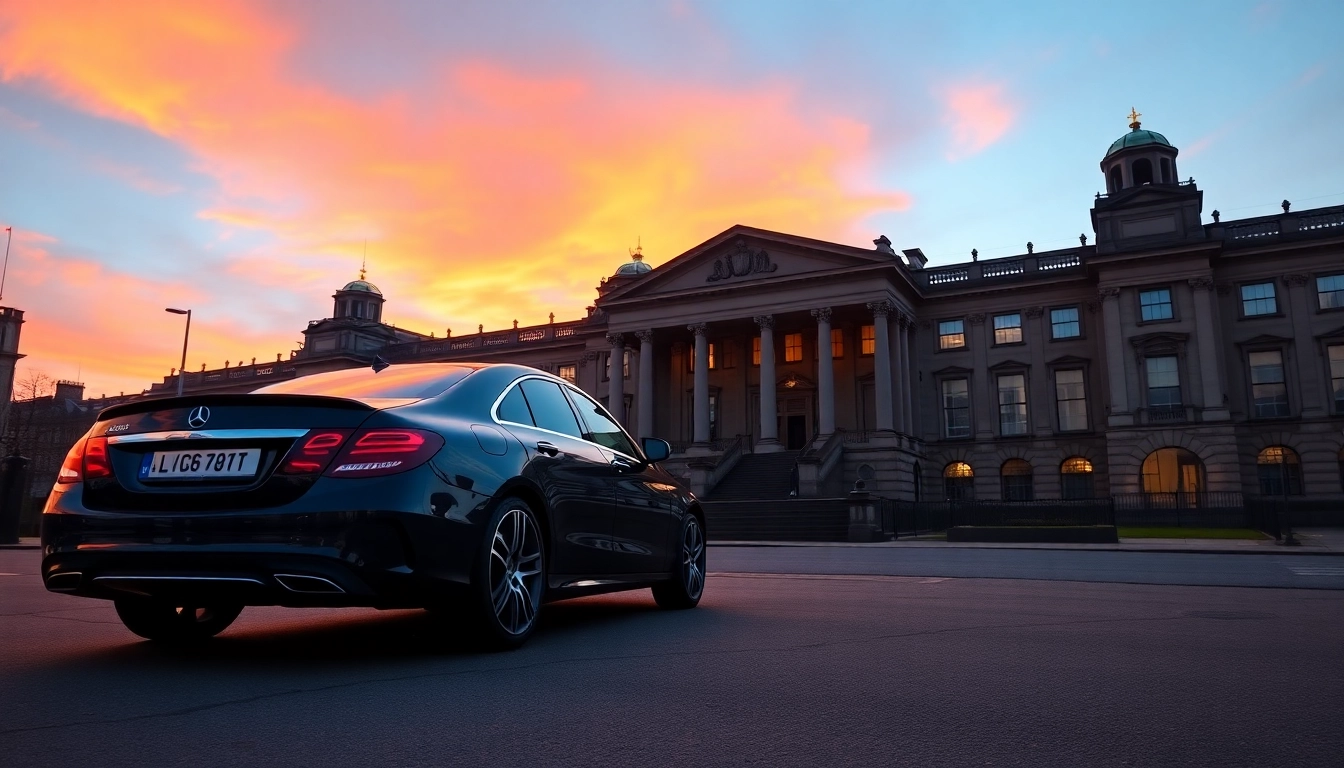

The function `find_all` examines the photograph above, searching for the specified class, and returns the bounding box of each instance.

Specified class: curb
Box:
[707,541,1344,556]
[0,544,40,550]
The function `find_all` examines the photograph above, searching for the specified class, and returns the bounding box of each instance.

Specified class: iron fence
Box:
[1112,492,1253,528]
[876,499,1115,537]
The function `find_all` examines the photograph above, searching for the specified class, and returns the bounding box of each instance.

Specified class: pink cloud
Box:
[938,81,1017,161]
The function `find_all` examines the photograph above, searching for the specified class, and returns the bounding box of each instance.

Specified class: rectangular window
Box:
[938,319,966,350]
[997,374,1028,435]
[831,328,844,359]
[708,343,717,370]
[603,353,610,381]
[993,313,1022,345]
[558,364,576,383]
[722,341,737,369]
[1145,356,1182,418]
[1249,350,1289,418]
[1050,307,1081,339]
[1054,369,1088,431]
[688,345,714,372]
[941,379,970,438]
[1328,345,1344,414]
[1318,274,1344,309]
[623,350,629,378]
[1140,288,1173,321]
[860,325,875,355]
[752,337,761,366]
[1240,282,1277,316]
[784,333,803,362]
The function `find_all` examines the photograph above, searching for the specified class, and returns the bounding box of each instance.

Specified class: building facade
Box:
[121,118,1344,504]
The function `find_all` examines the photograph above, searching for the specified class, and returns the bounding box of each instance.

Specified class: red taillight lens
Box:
[57,439,86,484]
[56,436,112,484]
[278,430,353,475]
[324,429,444,478]
[83,437,112,479]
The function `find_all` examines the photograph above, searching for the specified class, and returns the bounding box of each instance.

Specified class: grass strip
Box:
[1118,527,1268,540]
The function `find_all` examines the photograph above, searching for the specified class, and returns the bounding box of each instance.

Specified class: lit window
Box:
[831,328,844,359]
[1318,274,1344,309]
[784,333,802,362]
[943,461,974,501]
[1257,446,1303,495]
[1054,369,1087,431]
[1145,356,1181,419]
[752,337,761,366]
[938,320,965,350]
[1240,282,1277,316]
[558,365,576,383]
[1061,457,1094,500]
[1249,350,1288,418]
[1050,307,1080,339]
[860,325,875,355]
[993,314,1022,345]
[708,343,717,370]
[997,374,1027,435]
[1329,345,1344,415]
[1140,288,1173,321]
[941,379,970,438]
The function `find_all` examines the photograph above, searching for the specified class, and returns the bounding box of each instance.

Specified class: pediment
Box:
[988,359,1031,371]
[598,225,895,303]
[1315,324,1344,340]
[932,365,974,376]
[1236,333,1294,347]
[1047,354,1092,366]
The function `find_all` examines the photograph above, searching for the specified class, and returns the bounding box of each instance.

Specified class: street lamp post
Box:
[165,308,191,397]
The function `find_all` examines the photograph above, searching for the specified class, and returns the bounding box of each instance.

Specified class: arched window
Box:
[1133,158,1154,186]
[1160,157,1171,184]
[913,461,923,502]
[1141,447,1203,494]
[1001,459,1033,501]
[1257,446,1303,496]
[944,462,974,501]
[1108,166,1122,193]
[1061,457,1094,499]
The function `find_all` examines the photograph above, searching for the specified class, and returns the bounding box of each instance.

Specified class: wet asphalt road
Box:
[2,547,1342,767]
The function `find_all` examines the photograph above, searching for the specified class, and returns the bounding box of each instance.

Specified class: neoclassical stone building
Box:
[151,116,1344,504]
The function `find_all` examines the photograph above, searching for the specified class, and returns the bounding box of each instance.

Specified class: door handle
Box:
[536,441,559,456]
[611,455,638,471]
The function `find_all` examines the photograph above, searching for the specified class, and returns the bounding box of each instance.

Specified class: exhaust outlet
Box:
[274,574,345,594]
[46,572,83,591]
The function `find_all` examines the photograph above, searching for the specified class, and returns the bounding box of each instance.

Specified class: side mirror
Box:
[641,437,671,463]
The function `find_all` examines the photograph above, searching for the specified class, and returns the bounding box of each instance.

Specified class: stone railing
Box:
[1216,204,1344,247]
[918,248,1087,292]
[381,319,591,361]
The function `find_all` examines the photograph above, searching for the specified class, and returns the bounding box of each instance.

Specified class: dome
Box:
[614,259,652,277]
[341,279,382,295]
[1105,128,1173,158]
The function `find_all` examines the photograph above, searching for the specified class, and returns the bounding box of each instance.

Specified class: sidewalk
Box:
[713,528,1344,556]
[0,537,39,550]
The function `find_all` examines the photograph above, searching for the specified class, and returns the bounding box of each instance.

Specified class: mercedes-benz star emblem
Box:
[187,406,211,429]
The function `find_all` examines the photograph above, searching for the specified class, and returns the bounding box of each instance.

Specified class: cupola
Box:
[332,263,386,322]
[1100,108,1180,193]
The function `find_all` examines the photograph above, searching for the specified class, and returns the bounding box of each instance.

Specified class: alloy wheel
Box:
[488,507,544,635]
[682,517,705,599]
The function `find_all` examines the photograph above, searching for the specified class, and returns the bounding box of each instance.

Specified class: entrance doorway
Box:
[786,415,807,450]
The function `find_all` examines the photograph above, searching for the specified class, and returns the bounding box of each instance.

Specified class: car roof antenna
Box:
[371,355,391,374]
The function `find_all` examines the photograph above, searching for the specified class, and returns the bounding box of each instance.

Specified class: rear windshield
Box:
[254,364,475,399]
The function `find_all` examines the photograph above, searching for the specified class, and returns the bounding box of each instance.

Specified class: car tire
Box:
[652,513,705,610]
[468,496,546,650]
[113,600,243,644]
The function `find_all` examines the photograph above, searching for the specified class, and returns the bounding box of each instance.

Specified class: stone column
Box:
[688,324,710,446]
[867,301,894,432]
[754,315,782,452]
[636,329,655,440]
[811,308,836,436]
[606,332,626,424]
[901,315,915,436]
[890,311,906,434]
[579,351,601,398]
[1188,277,1229,421]
[967,313,993,439]
[1282,274,1325,418]
[1099,288,1133,427]
[1025,306,1051,434]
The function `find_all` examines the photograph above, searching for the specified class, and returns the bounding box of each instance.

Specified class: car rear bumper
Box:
[41,485,487,608]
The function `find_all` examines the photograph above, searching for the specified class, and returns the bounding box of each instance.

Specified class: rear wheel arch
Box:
[491,481,551,559]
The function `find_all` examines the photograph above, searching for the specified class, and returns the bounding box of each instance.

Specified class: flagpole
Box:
[0,227,10,303]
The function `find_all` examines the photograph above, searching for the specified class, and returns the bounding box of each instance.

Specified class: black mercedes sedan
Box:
[40,363,706,649]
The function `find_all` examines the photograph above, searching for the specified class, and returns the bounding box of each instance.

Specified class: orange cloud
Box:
[938,81,1017,161]
[0,0,911,397]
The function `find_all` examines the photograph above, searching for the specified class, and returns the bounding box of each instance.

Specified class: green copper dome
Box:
[341,279,382,295]
[1105,128,1172,158]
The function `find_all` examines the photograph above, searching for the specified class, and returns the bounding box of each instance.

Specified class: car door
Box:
[496,378,621,580]
[563,386,680,576]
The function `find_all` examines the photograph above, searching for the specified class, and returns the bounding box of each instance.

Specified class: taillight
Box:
[56,436,112,484]
[278,430,353,475]
[324,429,444,478]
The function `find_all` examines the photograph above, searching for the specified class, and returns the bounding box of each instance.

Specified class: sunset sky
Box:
[1,0,1341,399]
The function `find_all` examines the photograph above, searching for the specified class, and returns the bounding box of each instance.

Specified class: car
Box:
[39,362,706,649]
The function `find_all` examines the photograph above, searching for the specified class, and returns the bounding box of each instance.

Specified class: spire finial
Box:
[360,240,367,281]
[1127,106,1142,131]
[629,236,643,261]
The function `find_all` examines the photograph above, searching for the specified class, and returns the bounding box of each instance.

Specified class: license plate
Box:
[139,449,262,480]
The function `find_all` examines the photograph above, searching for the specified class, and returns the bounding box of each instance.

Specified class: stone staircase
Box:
[706,450,800,501]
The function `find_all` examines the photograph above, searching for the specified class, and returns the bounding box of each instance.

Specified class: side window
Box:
[565,387,639,457]
[517,380,583,438]
[496,385,534,426]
